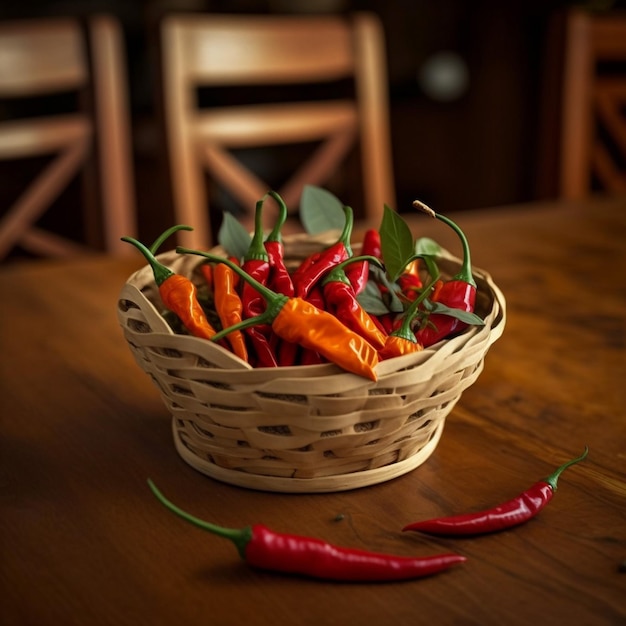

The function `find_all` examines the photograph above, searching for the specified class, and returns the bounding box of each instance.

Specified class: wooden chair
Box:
[0,15,136,260]
[159,12,395,248]
[555,8,626,199]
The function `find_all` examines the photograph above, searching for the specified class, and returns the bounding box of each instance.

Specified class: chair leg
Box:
[0,139,87,260]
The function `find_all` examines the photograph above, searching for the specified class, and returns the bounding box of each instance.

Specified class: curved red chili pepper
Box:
[322,256,388,350]
[241,196,277,367]
[148,481,466,582]
[291,206,354,299]
[263,191,295,298]
[402,448,589,536]
[412,201,477,347]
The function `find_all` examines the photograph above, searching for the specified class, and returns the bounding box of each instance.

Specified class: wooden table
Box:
[1,195,625,625]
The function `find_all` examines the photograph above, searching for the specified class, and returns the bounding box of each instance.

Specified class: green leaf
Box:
[415,237,441,256]
[368,265,404,312]
[356,281,390,315]
[217,212,252,259]
[379,205,415,281]
[424,301,485,325]
[300,185,345,234]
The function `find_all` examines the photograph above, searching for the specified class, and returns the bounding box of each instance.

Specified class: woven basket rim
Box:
[119,245,505,381]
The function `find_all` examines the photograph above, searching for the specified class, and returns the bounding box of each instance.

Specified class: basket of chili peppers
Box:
[117,189,506,493]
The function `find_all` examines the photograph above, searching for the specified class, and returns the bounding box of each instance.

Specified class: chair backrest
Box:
[0,15,136,260]
[558,8,626,199]
[160,12,395,248]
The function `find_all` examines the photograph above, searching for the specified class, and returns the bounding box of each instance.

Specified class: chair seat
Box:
[0,114,90,158]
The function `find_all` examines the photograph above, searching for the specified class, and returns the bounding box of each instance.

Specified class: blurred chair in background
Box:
[159,12,395,248]
[0,15,136,261]
[556,8,626,199]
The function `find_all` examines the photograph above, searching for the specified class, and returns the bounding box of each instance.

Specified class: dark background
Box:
[1,0,622,248]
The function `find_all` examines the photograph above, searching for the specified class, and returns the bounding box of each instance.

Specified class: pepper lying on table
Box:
[148,480,466,582]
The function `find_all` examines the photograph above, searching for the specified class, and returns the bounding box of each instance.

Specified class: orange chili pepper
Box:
[378,334,423,360]
[122,229,217,340]
[177,247,379,380]
[213,257,248,362]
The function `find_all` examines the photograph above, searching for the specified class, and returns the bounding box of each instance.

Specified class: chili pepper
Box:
[121,227,217,340]
[241,195,277,368]
[376,312,396,335]
[176,248,380,380]
[148,480,466,582]
[291,206,354,299]
[345,228,381,295]
[403,447,589,536]
[297,285,327,365]
[412,200,477,347]
[397,273,423,302]
[213,256,248,362]
[263,190,295,298]
[378,258,440,360]
[322,256,388,350]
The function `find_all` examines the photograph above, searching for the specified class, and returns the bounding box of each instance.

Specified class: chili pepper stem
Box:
[544,446,588,491]
[265,190,288,243]
[149,224,193,255]
[148,480,251,558]
[412,199,475,287]
[122,236,173,285]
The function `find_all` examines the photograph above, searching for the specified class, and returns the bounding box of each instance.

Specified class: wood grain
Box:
[1,195,625,626]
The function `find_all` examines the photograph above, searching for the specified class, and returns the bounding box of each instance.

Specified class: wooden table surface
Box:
[1,195,625,626]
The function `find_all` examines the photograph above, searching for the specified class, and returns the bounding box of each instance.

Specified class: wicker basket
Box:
[117,232,506,493]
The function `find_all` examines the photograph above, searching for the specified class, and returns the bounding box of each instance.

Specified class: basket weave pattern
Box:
[117,235,505,492]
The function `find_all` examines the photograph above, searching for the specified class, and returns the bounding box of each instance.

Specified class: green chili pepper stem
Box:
[393,268,441,341]
[322,255,385,286]
[149,224,194,255]
[265,190,288,243]
[245,195,270,262]
[339,206,354,255]
[543,446,589,492]
[147,480,252,558]
[121,236,174,286]
[412,200,475,287]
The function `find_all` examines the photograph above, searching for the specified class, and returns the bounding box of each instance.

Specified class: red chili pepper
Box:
[322,256,387,350]
[177,248,380,380]
[241,196,277,367]
[345,228,381,295]
[122,227,217,340]
[397,258,423,302]
[263,191,295,298]
[291,206,354,299]
[403,448,589,536]
[148,480,466,582]
[412,201,477,347]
